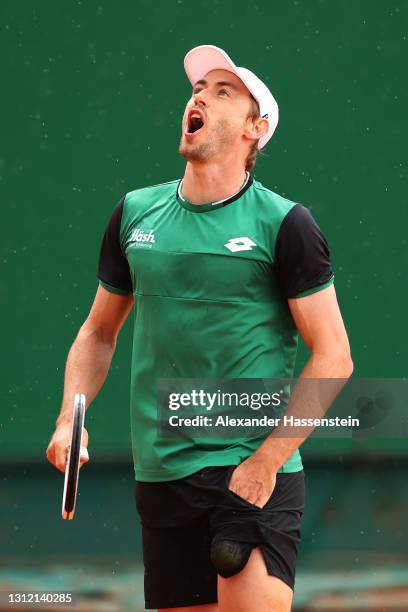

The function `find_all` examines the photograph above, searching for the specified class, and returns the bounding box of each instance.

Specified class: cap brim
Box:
[184,45,241,87]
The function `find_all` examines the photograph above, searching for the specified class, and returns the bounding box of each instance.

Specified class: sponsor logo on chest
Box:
[224,237,257,252]
[129,228,156,248]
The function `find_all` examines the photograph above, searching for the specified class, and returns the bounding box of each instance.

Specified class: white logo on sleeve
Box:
[129,228,156,248]
[224,237,257,252]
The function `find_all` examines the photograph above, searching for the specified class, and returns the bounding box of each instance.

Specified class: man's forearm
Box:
[255,350,354,471]
[56,324,116,427]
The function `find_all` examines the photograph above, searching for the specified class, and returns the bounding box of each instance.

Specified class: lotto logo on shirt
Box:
[129,228,156,247]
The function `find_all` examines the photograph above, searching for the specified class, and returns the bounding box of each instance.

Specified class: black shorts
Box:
[134,465,305,610]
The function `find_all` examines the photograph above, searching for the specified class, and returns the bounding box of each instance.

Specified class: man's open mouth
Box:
[187,109,205,134]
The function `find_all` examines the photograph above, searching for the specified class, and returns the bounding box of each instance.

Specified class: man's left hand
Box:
[228,453,277,508]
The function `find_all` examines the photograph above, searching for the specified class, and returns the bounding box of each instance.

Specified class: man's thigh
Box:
[217,547,292,612]
[210,470,305,586]
[141,524,218,609]
[135,474,219,609]
[210,469,305,612]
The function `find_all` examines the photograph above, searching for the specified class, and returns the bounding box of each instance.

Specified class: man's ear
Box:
[243,116,269,143]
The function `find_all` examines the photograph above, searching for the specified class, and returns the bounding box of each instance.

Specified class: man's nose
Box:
[193,90,208,107]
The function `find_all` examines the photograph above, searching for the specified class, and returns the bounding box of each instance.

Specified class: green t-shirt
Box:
[98,173,334,481]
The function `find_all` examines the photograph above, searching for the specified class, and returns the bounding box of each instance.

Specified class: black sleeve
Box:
[97,196,133,294]
[275,204,334,299]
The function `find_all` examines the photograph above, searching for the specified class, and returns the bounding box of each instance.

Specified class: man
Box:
[46,45,353,612]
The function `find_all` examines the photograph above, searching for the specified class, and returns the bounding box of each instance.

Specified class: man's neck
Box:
[181,162,248,205]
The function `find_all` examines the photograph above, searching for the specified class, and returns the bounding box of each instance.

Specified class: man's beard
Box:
[179,119,236,163]
[179,140,215,163]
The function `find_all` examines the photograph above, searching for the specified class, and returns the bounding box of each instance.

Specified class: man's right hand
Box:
[46,423,89,473]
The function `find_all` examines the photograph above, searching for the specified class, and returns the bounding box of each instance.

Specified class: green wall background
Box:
[1,0,407,459]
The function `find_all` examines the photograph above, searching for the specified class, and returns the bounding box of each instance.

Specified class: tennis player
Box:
[47,45,353,611]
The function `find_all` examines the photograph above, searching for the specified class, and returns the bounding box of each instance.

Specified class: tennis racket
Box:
[61,393,87,520]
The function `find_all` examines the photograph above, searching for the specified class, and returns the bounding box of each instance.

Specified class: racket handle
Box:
[74,393,86,411]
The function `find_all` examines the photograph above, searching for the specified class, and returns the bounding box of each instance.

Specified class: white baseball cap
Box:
[183,44,279,150]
